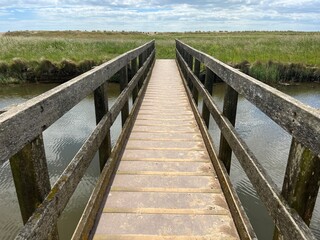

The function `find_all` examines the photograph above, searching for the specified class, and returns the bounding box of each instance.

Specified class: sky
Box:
[0,0,319,32]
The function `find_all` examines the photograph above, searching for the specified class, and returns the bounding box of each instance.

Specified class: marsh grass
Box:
[1,31,319,83]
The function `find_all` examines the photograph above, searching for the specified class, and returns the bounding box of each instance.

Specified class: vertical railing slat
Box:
[131,57,138,103]
[94,82,112,171]
[10,134,59,239]
[274,138,320,239]
[219,85,239,173]
[202,67,214,127]
[193,58,200,105]
[120,66,129,126]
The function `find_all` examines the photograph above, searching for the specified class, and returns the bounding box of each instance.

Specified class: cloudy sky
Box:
[0,0,319,32]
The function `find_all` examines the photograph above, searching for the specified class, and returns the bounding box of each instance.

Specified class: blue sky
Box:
[0,0,319,32]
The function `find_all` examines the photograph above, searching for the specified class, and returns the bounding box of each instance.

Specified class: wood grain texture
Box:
[176,55,257,240]
[14,46,155,240]
[176,40,320,158]
[176,47,316,240]
[0,40,155,163]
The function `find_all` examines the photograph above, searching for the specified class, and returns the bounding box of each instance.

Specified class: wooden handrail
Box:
[0,40,155,163]
[176,39,319,240]
[0,40,155,239]
[176,40,320,158]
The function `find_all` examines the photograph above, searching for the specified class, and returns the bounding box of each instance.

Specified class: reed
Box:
[1,31,319,84]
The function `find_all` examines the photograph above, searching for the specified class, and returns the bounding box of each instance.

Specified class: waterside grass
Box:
[1,31,319,84]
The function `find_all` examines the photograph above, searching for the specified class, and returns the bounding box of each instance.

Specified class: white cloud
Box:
[0,0,319,31]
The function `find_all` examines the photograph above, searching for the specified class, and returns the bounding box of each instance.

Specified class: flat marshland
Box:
[0,31,319,83]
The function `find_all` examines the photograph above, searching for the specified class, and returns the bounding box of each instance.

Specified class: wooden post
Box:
[192,58,200,105]
[273,138,320,239]
[131,57,138,103]
[202,67,214,127]
[120,66,129,126]
[94,83,112,171]
[138,53,144,89]
[218,85,239,173]
[10,134,59,239]
[187,53,193,89]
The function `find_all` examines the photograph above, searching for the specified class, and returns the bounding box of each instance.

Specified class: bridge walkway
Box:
[92,59,240,239]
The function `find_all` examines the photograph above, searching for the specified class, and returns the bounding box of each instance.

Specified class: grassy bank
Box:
[1,31,319,84]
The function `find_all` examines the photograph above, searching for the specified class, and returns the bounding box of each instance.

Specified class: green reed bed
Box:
[0,31,319,84]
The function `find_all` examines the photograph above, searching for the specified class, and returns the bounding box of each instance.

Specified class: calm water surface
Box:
[0,82,319,239]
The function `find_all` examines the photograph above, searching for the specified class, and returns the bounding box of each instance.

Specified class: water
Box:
[205,82,320,239]
[0,82,319,239]
[0,82,121,239]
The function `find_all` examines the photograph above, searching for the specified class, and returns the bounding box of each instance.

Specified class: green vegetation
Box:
[0,31,319,84]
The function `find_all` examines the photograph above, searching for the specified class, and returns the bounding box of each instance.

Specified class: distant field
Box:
[1,30,319,65]
[0,31,319,83]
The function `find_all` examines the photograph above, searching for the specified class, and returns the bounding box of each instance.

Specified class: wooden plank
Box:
[176,49,316,240]
[94,235,237,240]
[219,85,239,173]
[94,82,111,171]
[95,214,238,238]
[0,40,155,164]
[202,67,214,127]
[176,40,320,158]
[120,66,129,126]
[274,138,320,239]
[102,192,229,212]
[131,57,138,103]
[192,58,200,104]
[10,134,59,239]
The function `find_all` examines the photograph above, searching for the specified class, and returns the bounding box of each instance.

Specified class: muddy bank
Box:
[234,60,320,84]
[0,58,319,85]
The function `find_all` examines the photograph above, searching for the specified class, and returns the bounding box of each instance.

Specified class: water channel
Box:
[0,82,319,239]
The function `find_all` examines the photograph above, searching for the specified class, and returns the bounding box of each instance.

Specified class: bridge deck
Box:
[92,60,240,239]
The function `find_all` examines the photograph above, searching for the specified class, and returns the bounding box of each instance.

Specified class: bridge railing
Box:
[0,40,155,239]
[176,39,320,240]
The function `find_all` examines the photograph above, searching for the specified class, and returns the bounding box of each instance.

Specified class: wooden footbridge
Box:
[0,40,319,240]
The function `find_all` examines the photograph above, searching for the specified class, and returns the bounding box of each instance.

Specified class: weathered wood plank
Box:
[176,40,320,158]
[192,58,200,105]
[10,134,60,239]
[9,135,50,223]
[0,40,155,164]
[94,82,111,171]
[274,138,320,239]
[176,49,317,240]
[120,66,129,126]
[219,85,239,173]
[202,67,214,127]
[14,49,155,240]
[131,57,138,103]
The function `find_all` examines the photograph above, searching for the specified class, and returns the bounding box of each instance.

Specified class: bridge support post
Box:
[219,85,238,173]
[202,67,214,127]
[138,53,144,89]
[120,66,129,126]
[131,58,138,103]
[186,53,193,89]
[193,58,200,105]
[10,134,59,239]
[94,83,112,171]
[273,138,320,239]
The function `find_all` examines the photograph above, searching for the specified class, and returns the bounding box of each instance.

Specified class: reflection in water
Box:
[0,82,319,239]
